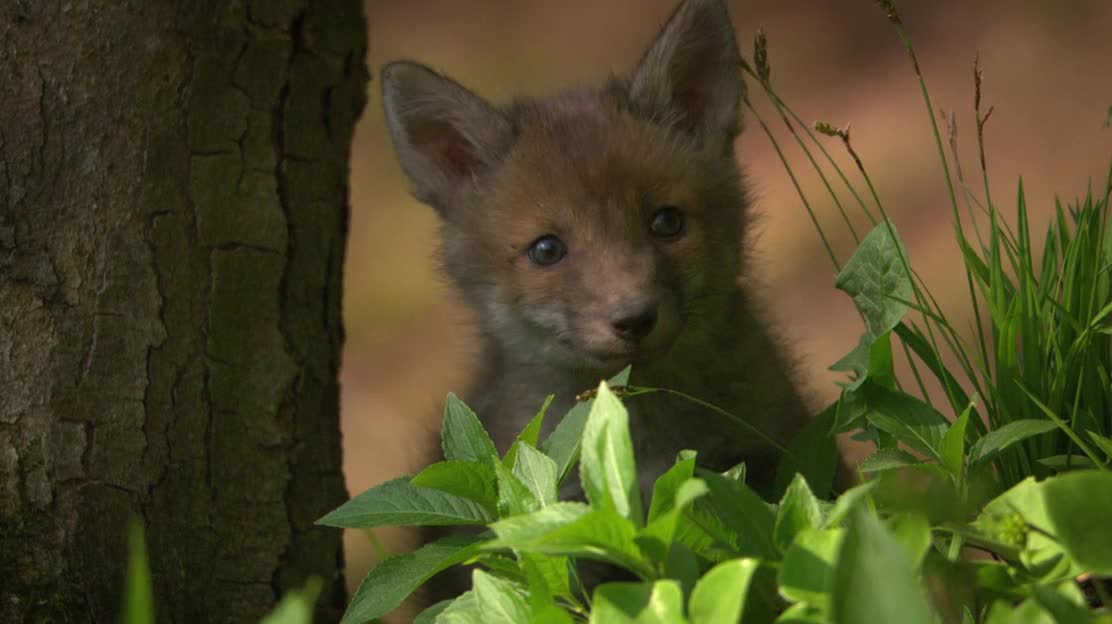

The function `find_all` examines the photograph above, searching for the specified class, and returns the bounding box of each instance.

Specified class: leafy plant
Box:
[321,380,1112,622]
[322,1,1112,622]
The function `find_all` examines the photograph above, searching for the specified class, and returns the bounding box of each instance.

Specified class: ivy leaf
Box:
[835,220,913,342]
[774,474,824,554]
[512,442,559,508]
[473,570,531,624]
[590,580,687,624]
[967,420,1059,465]
[410,460,498,513]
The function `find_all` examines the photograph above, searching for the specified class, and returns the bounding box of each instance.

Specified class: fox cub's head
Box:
[383,0,751,375]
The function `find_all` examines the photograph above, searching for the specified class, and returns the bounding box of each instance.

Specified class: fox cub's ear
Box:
[381,62,513,211]
[630,0,744,149]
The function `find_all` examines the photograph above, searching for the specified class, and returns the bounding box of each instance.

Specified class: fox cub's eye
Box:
[527,235,567,266]
[649,206,685,238]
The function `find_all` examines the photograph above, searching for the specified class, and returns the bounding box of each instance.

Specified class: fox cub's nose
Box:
[610,301,658,342]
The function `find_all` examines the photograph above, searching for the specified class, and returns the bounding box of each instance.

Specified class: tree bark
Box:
[0,1,367,622]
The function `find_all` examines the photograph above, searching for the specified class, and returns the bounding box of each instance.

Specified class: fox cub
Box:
[382,0,811,495]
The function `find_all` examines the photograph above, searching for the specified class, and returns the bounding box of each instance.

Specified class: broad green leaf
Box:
[413,600,452,624]
[544,367,631,484]
[123,518,154,624]
[503,395,553,469]
[689,558,760,624]
[522,552,572,605]
[1031,584,1093,624]
[778,528,844,609]
[821,481,877,529]
[648,454,697,524]
[316,477,494,528]
[984,599,1055,624]
[887,513,932,568]
[774,475,824,554]
[488,504,652,578]
[968,420,1059,465]
[699,471,778,560]
[860,382,949,460]
[639,478,709,563]
[340,535,484,624]
[436,591,481,624]
[939,402,973,479]
[443,393,499,463]
[1042,470,1112,575]
[512,442,559,508]
[831,509,933,624]
[590,580,688,624]
[774,404,839,499]
[835,220,913,341]
[580,382,643,524]
[859,447,923,473]
[494,457,538,516]
[411,460,498,512]
[830,331,896,391]
[261,578,321,624]
[473,570,530,624]
[977,477,1070,578]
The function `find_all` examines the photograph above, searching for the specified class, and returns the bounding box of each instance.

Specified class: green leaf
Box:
[778,528,844,610]
[821,482,877,529]
[1087,431,1112,461]
[443,393,499,463]
[835,220,913,341]
[688,558,760,624]
[580,382,643,524]
[436,591,482,624]
[413,600,452,624]
[775,603,827,623]
[411,460,498,512]
[967,420,1059,465]
[774,404,839,499]
[887,513,932,569]
[503,395,553,469]
[473,570,531,624]
[1042,470,1112,575]
[316,477,494,528]
[512,442,559,508]
[831,509,933,624]
[859,447,923,473]
[639,478,709,564]
[261,578,321,624]
[699,471,777,560]
[774,475,824,554]
[123,518,154,624]
[544,367,632,484]
[494,458,538,516]
[648,453,697,524]
[522,552,572,605]
[984,599,1055,624]
[859,382,949,460]
[590,580,688,624]
[830,331,896,391]
[340,535,484,623]
[939,402,973,479]
[488,503,652,577]
[1031,584,1093,624]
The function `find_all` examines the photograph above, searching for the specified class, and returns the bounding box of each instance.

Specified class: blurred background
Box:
[345,0,1112,617]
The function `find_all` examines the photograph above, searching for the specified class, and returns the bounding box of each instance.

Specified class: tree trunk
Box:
[0,1,367,622]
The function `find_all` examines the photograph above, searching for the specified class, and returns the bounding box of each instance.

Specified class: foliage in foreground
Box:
[317,1,1112,620]
[319,364,1112,623]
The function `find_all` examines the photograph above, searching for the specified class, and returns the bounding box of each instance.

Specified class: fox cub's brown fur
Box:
[382,0,810,495]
